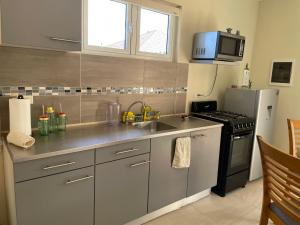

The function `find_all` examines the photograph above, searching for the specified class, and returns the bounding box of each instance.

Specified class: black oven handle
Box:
[234,136,245,140]
[233,133,253,140]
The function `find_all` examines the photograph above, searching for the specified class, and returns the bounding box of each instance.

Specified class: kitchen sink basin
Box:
[131,121,177,132]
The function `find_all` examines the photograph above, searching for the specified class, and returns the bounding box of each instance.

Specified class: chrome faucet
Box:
[123,101,145,124]
[126,100,145,114]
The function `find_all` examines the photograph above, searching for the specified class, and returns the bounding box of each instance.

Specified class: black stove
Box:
[191,101,255,197]
[192,111,255,134]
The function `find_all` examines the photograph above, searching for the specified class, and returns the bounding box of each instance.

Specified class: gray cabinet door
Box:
[187,128,221,196]
[15,166,94,225]
[95,154,150,225]
[148,133,190,212]
[1,0,82,51]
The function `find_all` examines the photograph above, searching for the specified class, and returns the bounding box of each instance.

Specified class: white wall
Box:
[251,0,300,150]
[168,0,260,110]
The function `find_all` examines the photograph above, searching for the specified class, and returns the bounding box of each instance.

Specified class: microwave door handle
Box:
[239,41,244,56]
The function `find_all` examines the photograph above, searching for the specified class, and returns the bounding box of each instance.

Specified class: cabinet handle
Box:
[130,160,151,168]
[65,175,94,185]
[192,134,206,139]
[43,161,76,170]
[48,36,81,44]
[115,148,140,155]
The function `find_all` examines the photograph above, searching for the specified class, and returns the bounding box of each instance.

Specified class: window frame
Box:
[134,6,175,60]
[83,0,132,55]
[82,0,177,61]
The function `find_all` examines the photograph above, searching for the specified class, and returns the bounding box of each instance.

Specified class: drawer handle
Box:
[48,36,81,44]
[66,175,94,185]
[130,160,151,168]
[192,134,206,139]
[115,148,140,155]
[43,161,76,170]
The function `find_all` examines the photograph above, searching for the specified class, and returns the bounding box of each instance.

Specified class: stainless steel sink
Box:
[131,121,177,132]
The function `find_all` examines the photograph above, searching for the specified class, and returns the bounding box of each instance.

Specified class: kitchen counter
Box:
[3,116,222,163]
[4,116,223,225]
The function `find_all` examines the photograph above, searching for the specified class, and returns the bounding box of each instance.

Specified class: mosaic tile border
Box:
[0,86,187,97]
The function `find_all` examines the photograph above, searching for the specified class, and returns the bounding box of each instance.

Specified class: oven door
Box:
[227,132,253,176]
[217,34,245,61]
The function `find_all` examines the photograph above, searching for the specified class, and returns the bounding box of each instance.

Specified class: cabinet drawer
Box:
[14,150,94,182]
[16,166,94,225]
[96,139,150,164]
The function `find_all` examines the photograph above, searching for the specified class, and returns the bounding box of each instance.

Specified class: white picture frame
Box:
[269,59,295,87]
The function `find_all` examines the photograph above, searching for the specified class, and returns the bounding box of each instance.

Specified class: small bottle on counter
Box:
[38,115,49,136]
[46,106,57,133]
[57,112,67,131]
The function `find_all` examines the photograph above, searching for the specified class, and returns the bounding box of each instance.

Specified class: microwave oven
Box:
[192,31,245,62]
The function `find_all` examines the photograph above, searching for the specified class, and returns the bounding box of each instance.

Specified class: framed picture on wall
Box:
[269,59,295,86]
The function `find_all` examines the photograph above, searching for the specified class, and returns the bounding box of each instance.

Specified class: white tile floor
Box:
[145,179,272,225]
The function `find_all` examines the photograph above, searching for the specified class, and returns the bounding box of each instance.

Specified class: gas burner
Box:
[192,110,255,134]
[200,111,248,121]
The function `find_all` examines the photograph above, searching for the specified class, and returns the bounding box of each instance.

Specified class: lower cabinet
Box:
[187,128,222,196]
[148,133,190,212]
[15,166,94,225]
[95,154,150,225]
[9,128,222,225]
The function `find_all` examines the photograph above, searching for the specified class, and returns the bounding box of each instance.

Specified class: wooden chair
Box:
[257,136,300,225]
[288,119,300,157]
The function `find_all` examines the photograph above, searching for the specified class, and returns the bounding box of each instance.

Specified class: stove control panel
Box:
[232,120,255,133]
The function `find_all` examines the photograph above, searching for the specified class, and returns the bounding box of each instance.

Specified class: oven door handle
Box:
[233,135,251,140]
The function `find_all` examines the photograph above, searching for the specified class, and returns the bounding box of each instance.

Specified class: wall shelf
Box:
[190,60,241,66]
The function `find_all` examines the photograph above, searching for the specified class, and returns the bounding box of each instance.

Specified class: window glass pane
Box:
[88,0,127,49]
[139,8,170,55]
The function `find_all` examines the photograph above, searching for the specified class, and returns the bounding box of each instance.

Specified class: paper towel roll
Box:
[9,98,32,135]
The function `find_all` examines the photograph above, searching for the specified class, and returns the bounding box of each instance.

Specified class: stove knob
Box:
[234,125,238,129]
[238,124,242,129]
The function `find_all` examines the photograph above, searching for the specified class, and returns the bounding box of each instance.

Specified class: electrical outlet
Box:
[193,93,202,98]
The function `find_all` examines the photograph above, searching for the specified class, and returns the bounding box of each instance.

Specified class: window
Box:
[84,0,179,60]
[138,8,170,55]
[87,0,129,52]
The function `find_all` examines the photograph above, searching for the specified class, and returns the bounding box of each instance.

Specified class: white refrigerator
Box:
[224,88,279,181]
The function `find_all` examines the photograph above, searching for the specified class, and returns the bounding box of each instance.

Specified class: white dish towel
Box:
[7,131,35,149]
[172,137,191,168]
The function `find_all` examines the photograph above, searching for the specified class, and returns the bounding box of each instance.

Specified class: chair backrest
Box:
[257,136,300,223]
[287,119,300,157]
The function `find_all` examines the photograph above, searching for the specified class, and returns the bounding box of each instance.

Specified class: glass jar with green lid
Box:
[47,106,57,133]
[38,115,49,136]
[57,112,67,131]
